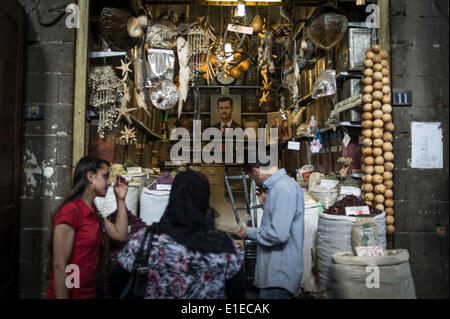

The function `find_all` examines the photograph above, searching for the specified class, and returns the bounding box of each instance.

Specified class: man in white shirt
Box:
[211,96,242,132]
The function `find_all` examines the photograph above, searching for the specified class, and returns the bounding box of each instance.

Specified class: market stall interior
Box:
[83,0,397,297]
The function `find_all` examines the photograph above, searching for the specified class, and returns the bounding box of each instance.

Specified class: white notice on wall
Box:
[287,141,301,150]
[411,122,443,169]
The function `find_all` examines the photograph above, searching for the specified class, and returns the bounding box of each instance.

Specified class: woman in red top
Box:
[46,156,129,299]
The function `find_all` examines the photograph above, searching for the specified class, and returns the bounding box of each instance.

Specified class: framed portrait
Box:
[210,94,241,129]
[267,111,292,143]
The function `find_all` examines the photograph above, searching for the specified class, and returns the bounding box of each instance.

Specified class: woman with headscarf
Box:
[108,170,246,299]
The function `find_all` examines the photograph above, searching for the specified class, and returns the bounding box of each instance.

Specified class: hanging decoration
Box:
[150,80,179,111]
[310,128,323,154]
[99,7,139,51]
[115,61,137,125]
[115,81,137,124]
[177,36,190,119]
[187,20,209,84]
[306,6,348,51]
[88,65,123,139]
[116,59,133,81]
[119,125,137,145]
[258,18,276,107]
[133,38,151,116]
[200,19,217,85]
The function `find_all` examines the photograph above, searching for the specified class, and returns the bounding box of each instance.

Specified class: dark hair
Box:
[47,156,110,280]
[149,170,235,254]
[217,96,233,108]
[242,147,273,174]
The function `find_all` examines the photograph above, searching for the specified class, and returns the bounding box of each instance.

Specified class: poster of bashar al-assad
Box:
[267,111,291,143]
[210,95,242,132]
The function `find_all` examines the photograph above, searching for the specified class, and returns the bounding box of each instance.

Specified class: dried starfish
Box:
[115,103,137,124]
[119,126,137,145]
[259,91,270,106]
[116,59,132,78]
[260,80,272,91]
[136,90,150,116]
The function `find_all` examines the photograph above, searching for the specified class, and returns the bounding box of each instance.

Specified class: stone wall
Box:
[390,0,449,298]
[18,0,75,298]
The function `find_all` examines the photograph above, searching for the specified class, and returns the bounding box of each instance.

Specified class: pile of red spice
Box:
[324,195,383,216]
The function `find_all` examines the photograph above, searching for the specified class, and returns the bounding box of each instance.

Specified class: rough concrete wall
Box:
[390,0,449,298]
[18,0,75,298]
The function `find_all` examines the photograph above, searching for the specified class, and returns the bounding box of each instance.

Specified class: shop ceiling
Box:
[138,0,364,5]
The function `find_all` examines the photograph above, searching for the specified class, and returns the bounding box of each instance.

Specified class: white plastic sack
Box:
[301,203,322,292]
[94,184,140,217]
[308,186,338,209]
[139,188,170,225]
[331,250,416,299]
[316,212,386,298]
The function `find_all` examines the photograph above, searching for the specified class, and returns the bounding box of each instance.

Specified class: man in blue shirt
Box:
[236,158,305,299]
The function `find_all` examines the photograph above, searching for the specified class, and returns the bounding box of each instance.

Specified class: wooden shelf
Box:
[88,51,127,59]
[242,112,266,116]
[128,115,166,140]
[280,135,313,144]
[336,72,364,82]
[287,92,313,110]
[319,121,362,133]
[191,85,263,89]
[181,112,211,115]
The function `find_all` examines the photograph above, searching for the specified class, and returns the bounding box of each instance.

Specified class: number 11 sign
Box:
[393,91,412,106]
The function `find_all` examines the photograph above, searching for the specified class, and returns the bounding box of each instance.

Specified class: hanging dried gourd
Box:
[360,44,395,235]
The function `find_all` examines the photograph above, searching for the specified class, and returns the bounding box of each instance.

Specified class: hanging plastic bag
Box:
[310,128,323,154]
[146,49,175,87]
[312,69,337,98]
[145,20,177,49]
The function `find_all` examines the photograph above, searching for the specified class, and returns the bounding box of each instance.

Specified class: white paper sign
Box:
[320,179,339,188]
[127,167,142,175]
[156,184,172,191]
[227,24,254,35]
[345,206,370,216]
[340,186,362,197]
[355,246,384,257]
[411,122,443,169]
[342,133,351,147]
[287,141,301,150]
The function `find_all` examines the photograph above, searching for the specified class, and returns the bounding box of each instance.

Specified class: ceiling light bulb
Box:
[224,43,233,54]
[236,4,245,17]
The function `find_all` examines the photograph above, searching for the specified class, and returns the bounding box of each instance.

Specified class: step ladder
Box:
[224,172,262,228]
[224,172,263,290]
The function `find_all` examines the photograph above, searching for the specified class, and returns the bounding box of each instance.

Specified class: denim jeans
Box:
[259,287,293,299]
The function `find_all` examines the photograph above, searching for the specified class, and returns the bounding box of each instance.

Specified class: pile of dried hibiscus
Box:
[324,195,383,216]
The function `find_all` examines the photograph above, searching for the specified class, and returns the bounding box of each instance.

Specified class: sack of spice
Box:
[147,171,174,190]
[308,187,338,209]
[316,199,386,299]
[331,250,416,299]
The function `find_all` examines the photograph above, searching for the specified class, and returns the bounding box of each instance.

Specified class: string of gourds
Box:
[360,44,395,236]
